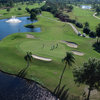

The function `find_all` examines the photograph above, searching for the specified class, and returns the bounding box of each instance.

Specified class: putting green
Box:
[19,40,67,60]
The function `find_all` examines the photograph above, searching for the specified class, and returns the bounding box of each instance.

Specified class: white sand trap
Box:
[71,50,84,56]
[32,55,52,61]
[61,40,78,48]
[26,34,35,39]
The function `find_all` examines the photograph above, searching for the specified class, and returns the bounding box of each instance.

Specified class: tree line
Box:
[47,0,100,4]
[0,0,43,7]
[41,1,84,29]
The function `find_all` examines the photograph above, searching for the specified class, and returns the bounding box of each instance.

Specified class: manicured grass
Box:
[67,6,100,31]
[0,11,100,99]
[0,2,44,19]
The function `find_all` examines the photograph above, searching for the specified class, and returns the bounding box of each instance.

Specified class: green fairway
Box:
[0,10,100,99]
[67,6,100,31]
[0,2,44,19]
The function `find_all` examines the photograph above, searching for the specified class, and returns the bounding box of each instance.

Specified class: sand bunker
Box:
[32,55,52,61]
[61,40,78,48]
[26,34,35,39]
[71,50,84,56]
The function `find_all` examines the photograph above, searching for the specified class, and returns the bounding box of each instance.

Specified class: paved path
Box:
[40,15,78,34]
[67,23,78,34]
[93,13,100,20]
[40,15,90,38]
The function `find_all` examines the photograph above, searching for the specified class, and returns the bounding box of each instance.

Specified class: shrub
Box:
[83,27,90,34]
[75,22,83,28]
[89,31,96,38]
[30,12,37,20]
[31,8,41,14]
[18,7,22,10]
[84,22,89,27]
[6,8,10,12]
[93,41,100,53]
[25,7,30,13]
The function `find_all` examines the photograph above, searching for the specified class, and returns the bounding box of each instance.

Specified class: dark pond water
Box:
[0,16,41,40]
[0,72,57,100]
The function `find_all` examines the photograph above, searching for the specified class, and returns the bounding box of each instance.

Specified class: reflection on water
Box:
[0,72,56,100]
[80,5,92,9]
[0,16,41,40]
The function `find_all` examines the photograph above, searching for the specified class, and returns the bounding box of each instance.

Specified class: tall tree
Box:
[96,23,100,43]
[24,52,33,67]
[73,58,100,100]
[84,22,89,27]
[96,6,100,14]
[54,52,75,94]
[30,12,37,20]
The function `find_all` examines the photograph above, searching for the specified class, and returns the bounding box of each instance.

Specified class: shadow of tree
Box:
[54,85,69,100]
[17,67,28,78]
[93,41,100,53]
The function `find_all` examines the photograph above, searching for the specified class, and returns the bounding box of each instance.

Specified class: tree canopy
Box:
[73,58,100,100]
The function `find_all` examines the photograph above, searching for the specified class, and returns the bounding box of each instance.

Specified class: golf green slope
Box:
[0,11,100,99]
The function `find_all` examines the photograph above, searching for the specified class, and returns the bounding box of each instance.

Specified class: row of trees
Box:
[0,0,43,8]
[47,0,100,5]
[83,22,100,39]
[0,0,14,7]
[96,6,100,14]
[92,4,100,14]
[41,2,83,29]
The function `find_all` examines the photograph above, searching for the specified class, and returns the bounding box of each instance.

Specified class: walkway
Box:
[93,13,100,20]
[40,15,90,38]
[40,15,78,34]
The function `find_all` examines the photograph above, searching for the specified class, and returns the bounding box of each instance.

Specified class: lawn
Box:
[0,10,100,100]
[66,6,100,32]
[0,2,44,19]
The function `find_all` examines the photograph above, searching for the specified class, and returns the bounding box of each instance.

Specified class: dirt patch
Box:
[32,55,52,61]
[26,34,35,39]
[71,50,84,56]
[84,87,100,100]
[61,40,78,48]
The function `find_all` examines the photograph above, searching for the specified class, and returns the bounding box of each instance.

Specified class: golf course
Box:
[0,1,100,100]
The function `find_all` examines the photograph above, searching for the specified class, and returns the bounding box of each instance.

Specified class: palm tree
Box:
[96,23,100,43]
[54,52,75,94]
[24,52,33,67]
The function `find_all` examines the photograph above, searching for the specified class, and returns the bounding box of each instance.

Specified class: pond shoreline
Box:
[0,16,41,40]
[0,69,57,100]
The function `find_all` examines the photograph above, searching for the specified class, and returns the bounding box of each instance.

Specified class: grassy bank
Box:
[0,10,100,99]
[66,6,100,32]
